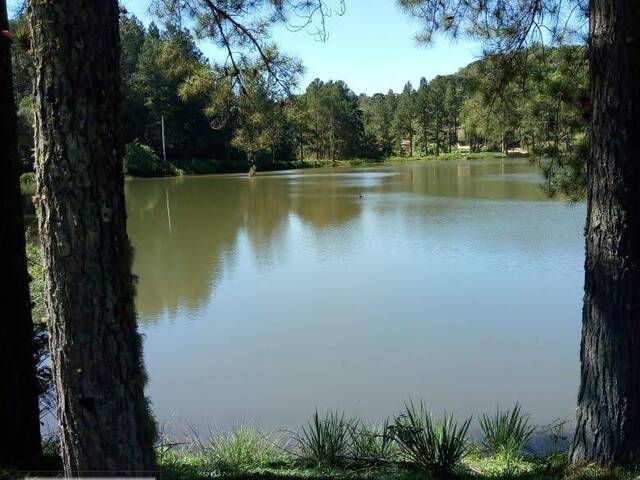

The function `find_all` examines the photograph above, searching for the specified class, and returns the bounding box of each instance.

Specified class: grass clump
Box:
[190,424,285,471]
[350,419,398,463]
[479,403,535,457]
[298,410,354,467]
[392,400,471,475]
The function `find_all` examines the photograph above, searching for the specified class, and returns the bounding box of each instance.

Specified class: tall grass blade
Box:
[479,403,535,457]
[392,399,471,475]
[298,410,354,466]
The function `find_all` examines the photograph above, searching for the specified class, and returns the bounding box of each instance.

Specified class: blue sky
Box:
[9,0,483,95]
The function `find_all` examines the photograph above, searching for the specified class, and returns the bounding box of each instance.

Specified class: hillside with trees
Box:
[11,12,587,189]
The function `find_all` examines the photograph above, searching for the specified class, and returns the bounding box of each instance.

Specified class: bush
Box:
[392,400,471,475]
[299,410,354,467]
[20,172,36,186]
[479,403,535,457]
[124,141,173,177]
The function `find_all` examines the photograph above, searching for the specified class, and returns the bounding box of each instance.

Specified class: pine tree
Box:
[28,0,157,473]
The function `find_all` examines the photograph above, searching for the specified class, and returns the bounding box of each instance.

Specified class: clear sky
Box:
[9,0,484,95]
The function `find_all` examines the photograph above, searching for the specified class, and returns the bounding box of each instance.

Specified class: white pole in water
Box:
[161,115,167,163]
[165,188,173,235]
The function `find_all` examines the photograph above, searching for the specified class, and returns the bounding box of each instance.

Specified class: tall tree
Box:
[0,0,42,467]
[120,13,148,149]
[427,76,448,155]
[416,77,431,155]
[361,92,394,156]
[232,67,293,164]
[571,0,640,465]
[399,0,640,466]
[393,81,416,156]
[28,0,156,474]
[300,79,364,160]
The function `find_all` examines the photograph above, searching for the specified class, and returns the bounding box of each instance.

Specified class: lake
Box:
[125,158,585,434]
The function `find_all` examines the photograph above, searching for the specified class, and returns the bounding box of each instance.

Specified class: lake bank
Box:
[19,151,525,185]
[149,151,527,179]
[122,151,526,179]
[156,451,615,480]
[7,415,630,480]
[6,449,631,480]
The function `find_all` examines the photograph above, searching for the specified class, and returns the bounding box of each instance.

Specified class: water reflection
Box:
[126,169,368,319]
[127,159,550,320]
[126,159,585,430]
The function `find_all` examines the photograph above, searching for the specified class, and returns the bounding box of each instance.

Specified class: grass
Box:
[146,404,595,480]
[298,410,354,467]
[12,409,640,480]
[204,425,285,469]
[479,404,535,457]
[154,447,640,480]
[392,400,471,475]
[350,419,398,464]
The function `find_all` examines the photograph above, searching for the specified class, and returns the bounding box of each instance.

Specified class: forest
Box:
[12,12,587,192]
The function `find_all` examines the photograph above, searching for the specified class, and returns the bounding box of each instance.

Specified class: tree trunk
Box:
[571,0,640,466]
[0,0,42,468]
[28,0,156,474]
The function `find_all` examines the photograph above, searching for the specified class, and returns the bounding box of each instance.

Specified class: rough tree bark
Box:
[28,0,156,474]
[0,0,42,467]
[571,0,640,466]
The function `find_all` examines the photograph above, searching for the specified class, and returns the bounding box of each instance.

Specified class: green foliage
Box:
[392,400,471,475]
[11,10,587,190]
[26,237,55,419]
[202,425,285,470]
[360,92,395,157]
[479,404,535,457]
[20,172,36,186]
[298,410,354,467]
[26,240,46,325]
[350,419,398,463]
[393,82,416,155]
[123,141,173,177]
[232,67,295,165]
[299,79,367,161]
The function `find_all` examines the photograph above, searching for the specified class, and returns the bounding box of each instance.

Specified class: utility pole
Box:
[330,122,335,163]
[161,115,167,163]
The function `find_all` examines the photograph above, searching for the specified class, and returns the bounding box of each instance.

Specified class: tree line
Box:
[2,0,640,475]
[11,12,587,180]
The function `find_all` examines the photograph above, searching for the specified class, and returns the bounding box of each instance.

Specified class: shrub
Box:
[392,400,471,475]
[20,172,36,186]
[479,403,535,457]
[124,141,172,177]
[299,410,354,467]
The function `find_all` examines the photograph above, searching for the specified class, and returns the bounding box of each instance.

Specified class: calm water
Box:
[125,158,585,432]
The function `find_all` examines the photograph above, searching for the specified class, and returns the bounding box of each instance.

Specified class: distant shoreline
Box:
[120,151,530,181]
